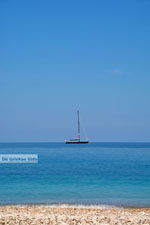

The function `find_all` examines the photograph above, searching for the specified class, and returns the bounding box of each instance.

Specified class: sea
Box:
[0,142,150,207]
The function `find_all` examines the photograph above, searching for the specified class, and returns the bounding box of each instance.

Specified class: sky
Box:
[0,0,150,142]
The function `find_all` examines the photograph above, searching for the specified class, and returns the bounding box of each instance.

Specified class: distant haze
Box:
[0,0,150,142]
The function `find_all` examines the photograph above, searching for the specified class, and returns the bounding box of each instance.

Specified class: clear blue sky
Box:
[0,0,150,142]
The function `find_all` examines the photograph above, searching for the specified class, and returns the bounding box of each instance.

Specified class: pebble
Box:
[0,205,149,224]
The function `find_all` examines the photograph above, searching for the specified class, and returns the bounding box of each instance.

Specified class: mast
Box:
[77,110,80,141]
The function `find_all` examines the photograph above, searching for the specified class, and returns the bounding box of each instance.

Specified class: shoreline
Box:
[0,204,150,224]
[0,202,149,209]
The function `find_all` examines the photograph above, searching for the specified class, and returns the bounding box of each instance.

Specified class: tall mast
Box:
[77,110,80,140]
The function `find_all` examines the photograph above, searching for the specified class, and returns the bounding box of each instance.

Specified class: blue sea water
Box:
[0,142,150,207]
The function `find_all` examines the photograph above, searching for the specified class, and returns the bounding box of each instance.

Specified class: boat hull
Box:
[65,141,89,144]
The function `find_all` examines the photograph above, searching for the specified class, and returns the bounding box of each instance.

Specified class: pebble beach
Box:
[0,205,150,225]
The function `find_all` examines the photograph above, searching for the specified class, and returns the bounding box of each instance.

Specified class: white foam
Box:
[26,203,121,209]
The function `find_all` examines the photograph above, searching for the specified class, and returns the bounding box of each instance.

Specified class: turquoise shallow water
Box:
[0,142,150,207]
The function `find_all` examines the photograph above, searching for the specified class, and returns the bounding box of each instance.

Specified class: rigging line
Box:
[80,113,88,141]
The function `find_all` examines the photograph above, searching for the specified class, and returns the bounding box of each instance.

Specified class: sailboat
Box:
[65,110,89,144]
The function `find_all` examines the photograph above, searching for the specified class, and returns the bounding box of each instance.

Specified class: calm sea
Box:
[0,142,150,207]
